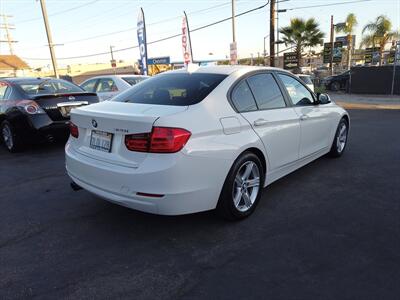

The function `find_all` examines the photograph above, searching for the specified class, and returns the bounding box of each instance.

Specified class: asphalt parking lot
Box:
[1,109,399,300]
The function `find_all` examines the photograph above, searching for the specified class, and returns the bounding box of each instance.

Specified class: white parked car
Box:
[80,75,148,101]
[66,66,349,220]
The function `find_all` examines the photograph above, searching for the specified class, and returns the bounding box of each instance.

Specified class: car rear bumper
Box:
[65,141,231,215]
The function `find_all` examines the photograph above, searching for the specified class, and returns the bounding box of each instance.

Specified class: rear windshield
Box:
[112,73,227,106]
[298,76,313,85]
[122,77,147,86]
[19,79,83,95]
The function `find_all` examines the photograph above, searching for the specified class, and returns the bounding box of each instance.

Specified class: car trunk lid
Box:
[31,92,98,121]
[70,101,188,167]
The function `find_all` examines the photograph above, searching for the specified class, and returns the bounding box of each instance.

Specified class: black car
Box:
[322,70,350,91]
[0,77,99,152]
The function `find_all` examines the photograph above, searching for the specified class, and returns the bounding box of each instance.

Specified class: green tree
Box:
[279,18,324,67]
[335,13,357,69]
[361,15,399,65]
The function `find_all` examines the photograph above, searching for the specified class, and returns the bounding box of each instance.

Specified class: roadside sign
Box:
[365,47,381,64]
[110,59,116,68]
[336,35,356,47]
[230,42,238,65]
[323,42,343,64]
[283,52,298,70]
[147,56,170,65]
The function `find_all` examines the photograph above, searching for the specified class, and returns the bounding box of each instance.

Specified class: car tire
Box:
[216,151,265,220]
[1,120,24,152]
[329,118,348,158]
[331,81,340,91]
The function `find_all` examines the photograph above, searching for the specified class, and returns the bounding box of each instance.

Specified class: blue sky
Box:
[1,0,399,68]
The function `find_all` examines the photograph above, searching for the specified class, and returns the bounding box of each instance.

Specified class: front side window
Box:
[278,74,314,106]
[97,78,118,93]
[298,75,313,85]
[19,79,83,95]
[113,73,227,106]
[246,73,286,110]
[231,80,257,112]
[81,79,97,92]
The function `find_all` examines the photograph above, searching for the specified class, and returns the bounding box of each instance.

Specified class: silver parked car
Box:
[80,75,148,101]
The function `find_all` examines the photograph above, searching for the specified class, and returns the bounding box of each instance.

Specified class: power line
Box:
[40,1,233,46]
[15,0,100,24]
[286,0,373,11]
[22,2,269,61]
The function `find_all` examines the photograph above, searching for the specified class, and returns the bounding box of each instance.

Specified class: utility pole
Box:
[270,0,276,67]
[0,14,17,55]
[110,45,116,74]
[39,0,59,78]
[330,15,334,75]
[230,0,238,65]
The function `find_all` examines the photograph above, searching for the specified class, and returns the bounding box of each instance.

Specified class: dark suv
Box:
[0,77,99,152]
[322,70,350,91]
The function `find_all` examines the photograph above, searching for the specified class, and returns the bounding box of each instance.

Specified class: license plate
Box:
[90,130,113,152]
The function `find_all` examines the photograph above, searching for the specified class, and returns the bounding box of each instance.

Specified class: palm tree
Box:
[279,18,324,67]
[335,13,357,69]
[361,15,399,65]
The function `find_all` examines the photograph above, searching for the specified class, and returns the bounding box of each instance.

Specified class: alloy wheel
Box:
[232,161,260,212]
[2,124,13,150]
[336,122,347,153]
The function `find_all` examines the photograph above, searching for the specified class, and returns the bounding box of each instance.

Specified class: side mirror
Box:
[316,93,331,105]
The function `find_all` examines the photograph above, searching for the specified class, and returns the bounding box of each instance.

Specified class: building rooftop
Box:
[0,55,30,70]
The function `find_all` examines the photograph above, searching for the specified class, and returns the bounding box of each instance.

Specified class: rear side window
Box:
[0,82,8,100]
[19,79,83,95]
[113,73,227,106]
[231,80,257,112]
[246,73,286,110]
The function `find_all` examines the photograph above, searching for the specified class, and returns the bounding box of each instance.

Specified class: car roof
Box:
[0,77,55,84]
[167,65,286,75]
[82,74,148,81]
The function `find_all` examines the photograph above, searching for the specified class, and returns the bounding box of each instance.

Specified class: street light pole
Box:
[263,35,269,65]
[270,0,276,66]
[39,0,59,78]
[231,0,236,44]
[330,15,334,76]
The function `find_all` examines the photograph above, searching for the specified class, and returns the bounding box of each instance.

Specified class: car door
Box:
[96,78,119,101]
[230,72,301,171]
[277,73,333,158]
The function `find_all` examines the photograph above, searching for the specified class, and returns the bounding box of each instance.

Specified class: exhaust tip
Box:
[70,181,82,191]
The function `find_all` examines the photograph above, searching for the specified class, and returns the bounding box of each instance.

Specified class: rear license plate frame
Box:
[90,130,113,152]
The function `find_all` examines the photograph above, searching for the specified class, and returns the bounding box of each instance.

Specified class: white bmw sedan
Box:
[66,66,349,220]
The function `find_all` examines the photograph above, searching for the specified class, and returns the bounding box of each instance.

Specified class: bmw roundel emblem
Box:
[92,119,98,128]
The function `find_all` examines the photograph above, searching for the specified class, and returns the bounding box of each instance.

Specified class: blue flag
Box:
[137,8,148,75]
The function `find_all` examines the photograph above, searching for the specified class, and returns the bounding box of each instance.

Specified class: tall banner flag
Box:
[137,8,148,75]
[182,12,193,67]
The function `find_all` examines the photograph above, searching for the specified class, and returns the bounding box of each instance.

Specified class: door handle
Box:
[300,115,309,121]
[253,119,269,126]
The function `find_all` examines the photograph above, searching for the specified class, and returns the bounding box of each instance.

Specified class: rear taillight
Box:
[125,127,191,153]
[17,100,45,114]
[69,122,79,138]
